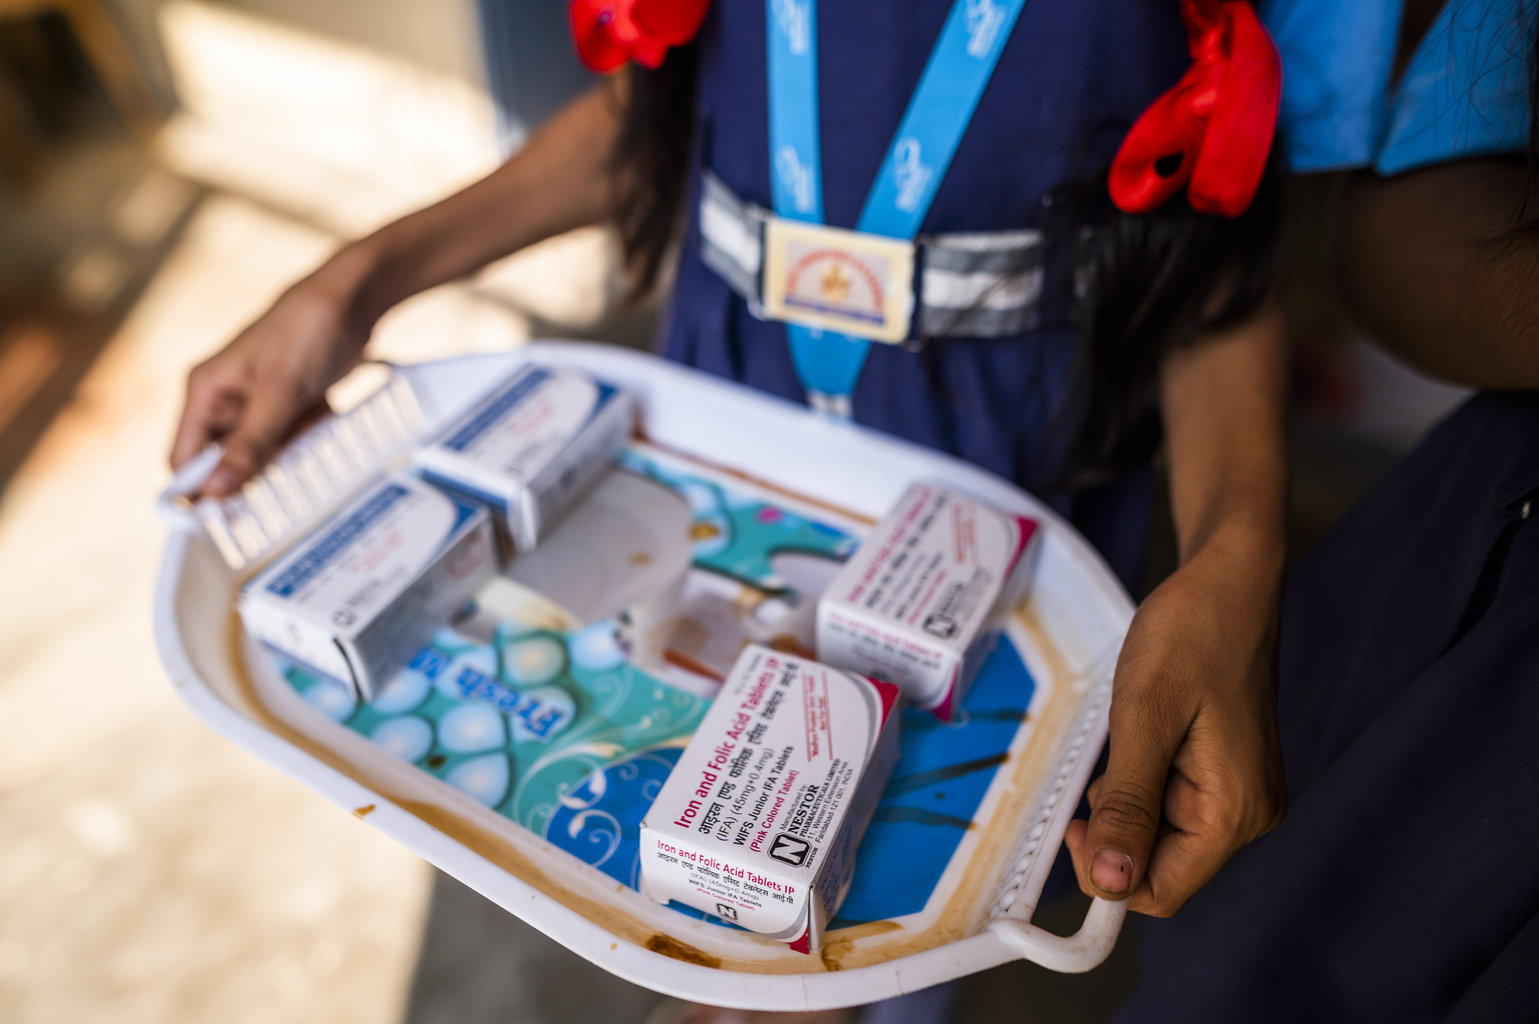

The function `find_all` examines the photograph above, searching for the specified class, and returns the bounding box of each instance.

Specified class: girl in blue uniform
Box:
[173,0,1291,970]
[1113,1,1539,1019]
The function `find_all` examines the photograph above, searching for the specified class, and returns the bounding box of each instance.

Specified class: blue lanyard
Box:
[766,0,1028,408]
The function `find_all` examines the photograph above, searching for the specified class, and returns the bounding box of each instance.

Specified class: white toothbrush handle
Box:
[157,443,224,531]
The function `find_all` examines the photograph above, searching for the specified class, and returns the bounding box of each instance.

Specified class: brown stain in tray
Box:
[662,648,726,683]
[353,804,376,819]
[819,920,902,971]
[628,551,653,566]
[1017,601,1076,696]
[222,567,1086,975]
[646,934,723,969]
[671,616,710,650]
[765,634,815,658]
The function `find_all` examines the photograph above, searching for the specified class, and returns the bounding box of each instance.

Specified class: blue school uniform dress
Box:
[1115,2,1539,1020]
[658,0,1188,589]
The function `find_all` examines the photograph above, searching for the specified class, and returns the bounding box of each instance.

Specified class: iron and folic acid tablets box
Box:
[238,474,494,700]
[815,483,1041,720]
[639,645,900,954]
[412,363,633,554]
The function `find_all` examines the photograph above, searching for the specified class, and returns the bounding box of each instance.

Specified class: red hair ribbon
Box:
[1108,0,1281,218]
[569,0,712,73]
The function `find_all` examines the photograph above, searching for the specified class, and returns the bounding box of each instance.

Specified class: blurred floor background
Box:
[0,3,1471,1023]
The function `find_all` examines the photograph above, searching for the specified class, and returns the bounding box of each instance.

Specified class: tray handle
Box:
[984,649,1124,972]
[989,896,1129,973]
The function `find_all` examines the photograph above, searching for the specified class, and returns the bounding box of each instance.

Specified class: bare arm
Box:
[172,78,626,494]
[1067,301,1289,916]
[1338,159,1539,389]
[1160,301,1289,568]
[347,78,625,323]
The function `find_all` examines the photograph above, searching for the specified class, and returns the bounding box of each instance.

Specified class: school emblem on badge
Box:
[761,218,915,343]
[818,262,852,303]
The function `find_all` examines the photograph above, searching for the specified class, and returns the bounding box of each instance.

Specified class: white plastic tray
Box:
[153,343,1134,1011]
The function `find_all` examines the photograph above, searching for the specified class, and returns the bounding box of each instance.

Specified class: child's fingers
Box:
[171,368,240,469]
[170,407,216,472]
[201,390,305,496]
[1079,692,1185,902]
[1128,824,1233,918]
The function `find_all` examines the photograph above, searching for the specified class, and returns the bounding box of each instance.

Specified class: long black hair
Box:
[611,46,699,303]
[1065,149,1281,481]
[609,40,1280,484]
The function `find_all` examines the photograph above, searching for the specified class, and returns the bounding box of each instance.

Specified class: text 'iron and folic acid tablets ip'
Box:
[815,483,1042,719]
[639,645,900,954]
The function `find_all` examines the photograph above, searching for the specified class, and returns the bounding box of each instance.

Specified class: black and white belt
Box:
[697,172,1048,342]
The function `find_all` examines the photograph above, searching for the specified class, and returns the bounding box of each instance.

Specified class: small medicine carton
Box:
[639,645,900,954]
[412,363,633,553]
[815,483,1041,720]
[238,473,495,700]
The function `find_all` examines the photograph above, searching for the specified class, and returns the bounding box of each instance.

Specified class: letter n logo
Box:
[769,832,810,867]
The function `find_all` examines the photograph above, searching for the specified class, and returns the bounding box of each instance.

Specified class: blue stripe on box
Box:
[418,471,511,515]
[442,366,553,452]
[264,483,411,598]
[445,493,485,533]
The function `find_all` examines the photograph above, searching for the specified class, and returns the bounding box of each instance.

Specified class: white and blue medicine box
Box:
[238,474,495,700]
[412,363,634,553]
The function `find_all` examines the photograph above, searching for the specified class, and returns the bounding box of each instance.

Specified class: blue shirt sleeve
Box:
[1376,0,1532,174]
[1260,0,1403,172]
[1262,0,1532,175]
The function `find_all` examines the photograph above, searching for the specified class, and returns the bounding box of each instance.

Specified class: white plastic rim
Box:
[153,342,1135,1011]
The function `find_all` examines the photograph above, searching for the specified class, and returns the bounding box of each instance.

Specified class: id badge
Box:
[760,218,915,344]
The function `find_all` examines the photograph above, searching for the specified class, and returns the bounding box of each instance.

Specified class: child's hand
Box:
[167,80,631,498]
[170,276,373,497]
[1064,531,1286,916]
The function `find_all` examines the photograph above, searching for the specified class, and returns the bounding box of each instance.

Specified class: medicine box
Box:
[412,363,633,553]
[639,645,900,954]
[238,474,494,700]
[815,483,1040,719]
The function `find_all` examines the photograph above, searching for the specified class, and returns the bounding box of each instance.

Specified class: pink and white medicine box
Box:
[639,645,900,954]
[815,483,1041,719]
